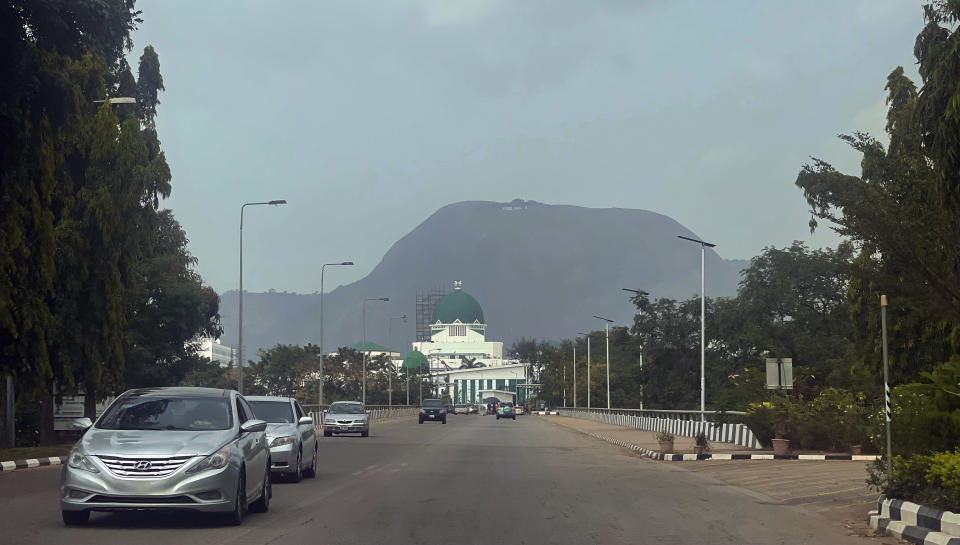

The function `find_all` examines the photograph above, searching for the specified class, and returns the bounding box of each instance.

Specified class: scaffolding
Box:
[416,287,448,342]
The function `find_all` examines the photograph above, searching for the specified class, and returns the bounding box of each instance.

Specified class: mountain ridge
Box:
[217,200,748,360]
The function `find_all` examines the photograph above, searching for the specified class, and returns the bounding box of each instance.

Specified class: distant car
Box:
[467,404,478,415]
[59,387,271,526]
[322,401,370,437]
[444,404,455,414]
[419,399,447,424]
[496,403,516,421]
[514,404,526,415]
[246,396,317,482]
[454,404,469,415]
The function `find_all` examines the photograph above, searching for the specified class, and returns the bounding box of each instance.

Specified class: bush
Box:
[869,450,960,512]
[743,389,878,451]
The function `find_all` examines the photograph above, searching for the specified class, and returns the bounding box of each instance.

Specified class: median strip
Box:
[0,456,66,472]
[570,427,878,462]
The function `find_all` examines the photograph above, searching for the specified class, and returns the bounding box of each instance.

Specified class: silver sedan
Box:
[322,401,370,437]
[246,396,318,482]
[59,387,271,526]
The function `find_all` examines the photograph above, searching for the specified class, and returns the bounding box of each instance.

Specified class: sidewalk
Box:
[547,414,878,459]
[545,415,883,537]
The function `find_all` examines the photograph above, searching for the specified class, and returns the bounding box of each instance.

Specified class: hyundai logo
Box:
[134,460,153,470]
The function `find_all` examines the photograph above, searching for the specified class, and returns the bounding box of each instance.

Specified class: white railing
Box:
[306,405,418,425]
[558,408,760,449]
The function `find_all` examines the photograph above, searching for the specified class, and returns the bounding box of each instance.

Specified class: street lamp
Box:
[93,96,136,104]
[594,316,614,409]
[319,261,354,408]
[238,200,287,394]
[387,315,407,406]
[578,331,593,409]
[361,297,389,404]
[622,289,648,410]
[677,234,716,421]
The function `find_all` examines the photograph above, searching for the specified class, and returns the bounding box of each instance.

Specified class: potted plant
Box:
[694,431,710,455]
[656,431,675,453]
[770,402,791,455]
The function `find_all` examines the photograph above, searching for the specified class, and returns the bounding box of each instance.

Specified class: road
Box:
[0,415,873,545]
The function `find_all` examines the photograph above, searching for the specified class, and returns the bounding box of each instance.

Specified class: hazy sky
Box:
[128,0,925,295]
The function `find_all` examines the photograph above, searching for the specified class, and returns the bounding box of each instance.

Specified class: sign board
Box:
[765,358,793,389]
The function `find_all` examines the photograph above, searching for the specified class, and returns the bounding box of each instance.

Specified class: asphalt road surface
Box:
[0,415,873,545]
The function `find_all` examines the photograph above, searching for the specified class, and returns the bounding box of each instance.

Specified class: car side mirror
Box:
[241,419,267,433]
[298,416,313,425]
[71,417,93,431]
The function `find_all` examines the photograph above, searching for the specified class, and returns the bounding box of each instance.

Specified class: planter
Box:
[850,444,862,455]
[658,440,674,453]
[771,438,790,455]
[694,446,706,456]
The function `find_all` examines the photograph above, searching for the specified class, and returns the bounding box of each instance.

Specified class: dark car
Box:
[444,404,455,415]
[419,399,447,424]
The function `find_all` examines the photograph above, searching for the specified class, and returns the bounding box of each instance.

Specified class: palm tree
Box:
[459,357,485,369]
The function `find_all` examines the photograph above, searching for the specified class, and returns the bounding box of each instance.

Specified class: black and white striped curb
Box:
[0,456,66,472]
[870,497,960,545]
[574,428,879,461]
[535,411,559,415]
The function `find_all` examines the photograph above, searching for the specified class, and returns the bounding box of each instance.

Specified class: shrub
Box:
[656,431,674,442]
[868,450,960,513]
[743,389,877,451]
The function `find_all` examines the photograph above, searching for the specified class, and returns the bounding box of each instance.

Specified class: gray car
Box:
[246,396,317,482]
[322,401,370,437]
[59,387,271,526]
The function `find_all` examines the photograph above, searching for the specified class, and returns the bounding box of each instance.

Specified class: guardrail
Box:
[304,405,418,424]
[558,407,760,449]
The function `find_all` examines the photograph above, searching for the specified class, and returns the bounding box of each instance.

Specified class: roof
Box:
[432,289,484,324]
[244,396,294,402]
[350,341,393,353]
[402,350,428,369]
[124,387,231,398]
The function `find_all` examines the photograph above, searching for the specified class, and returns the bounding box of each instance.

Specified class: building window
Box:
[449,325,466,336]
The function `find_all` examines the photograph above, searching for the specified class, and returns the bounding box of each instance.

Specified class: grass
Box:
[0,444,73,462]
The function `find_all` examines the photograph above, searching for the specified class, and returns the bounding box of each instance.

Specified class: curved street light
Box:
[238,200,287,394]
[319,261,354,407]
[361,297,389,404]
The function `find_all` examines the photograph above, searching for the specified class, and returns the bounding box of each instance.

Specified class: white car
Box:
[322,401,370,437]
[246,396,318,482]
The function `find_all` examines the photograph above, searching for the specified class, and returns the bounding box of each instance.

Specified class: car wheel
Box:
[360,430,369,437]
[323,430,332,437]
[249,463,271,513]
[223,471,246,526]
[512,415,516,420]
[418,418,423,424]
[62,510,89,526]
[442,417,447,424]
[496,415,500,420]
[304,444,318,478]
[290,449,302,483]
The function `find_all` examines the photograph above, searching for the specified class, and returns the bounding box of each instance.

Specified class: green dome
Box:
[402,350,427,369]
[432,289,484,324]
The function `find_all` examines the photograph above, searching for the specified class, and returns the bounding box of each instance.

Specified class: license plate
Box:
[428,415,435,419]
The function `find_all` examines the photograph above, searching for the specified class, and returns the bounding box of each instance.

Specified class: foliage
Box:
[869,450,960,513]
[743,389,877,450]
[245,344,321,398]
[889,358,960,457]
[656,431,674,442]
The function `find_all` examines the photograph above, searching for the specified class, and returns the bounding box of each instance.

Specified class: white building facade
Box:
[411,281,528,404]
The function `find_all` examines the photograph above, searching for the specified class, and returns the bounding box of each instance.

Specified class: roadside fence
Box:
[558,408,760,449]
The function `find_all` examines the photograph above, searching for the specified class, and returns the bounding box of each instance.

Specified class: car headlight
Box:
[269,435,295,447]
[324,417,336,423]
[67,448,99,473]
[186,444,231,474]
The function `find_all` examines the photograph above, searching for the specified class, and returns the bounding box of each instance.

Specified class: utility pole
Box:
[881,295,893,476]
[320,261,354,408]
[678,235,715,421]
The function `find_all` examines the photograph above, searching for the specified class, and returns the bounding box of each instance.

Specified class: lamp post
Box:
[677,235,716,421]
[578,331,592,409]
[594,316,614,409]
[387,315,407,406]
[622,288,648,410]
[572,338,577,409]
[238,200,287,394]
[319,262,353,408]
[361,297,389,404]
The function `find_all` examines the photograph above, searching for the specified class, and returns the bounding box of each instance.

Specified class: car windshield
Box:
[422,400,443,408]
[97,396,232,431]
[328,403,365,414]
[248,400,294,423]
